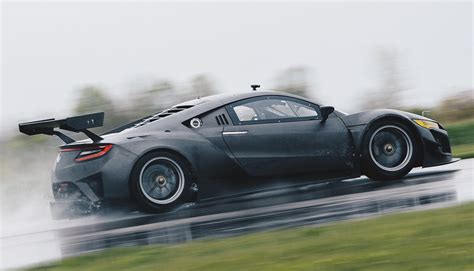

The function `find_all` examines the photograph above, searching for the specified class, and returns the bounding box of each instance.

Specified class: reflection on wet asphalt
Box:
[1,159,472,269]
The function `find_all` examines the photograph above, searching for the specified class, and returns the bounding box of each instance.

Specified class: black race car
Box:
[19,90,458,218]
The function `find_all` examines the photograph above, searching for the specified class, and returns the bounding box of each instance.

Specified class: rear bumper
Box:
[50,176,104,219]
[51,147,138,219]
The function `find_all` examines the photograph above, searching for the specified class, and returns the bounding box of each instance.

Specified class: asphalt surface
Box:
[1,159,472,270]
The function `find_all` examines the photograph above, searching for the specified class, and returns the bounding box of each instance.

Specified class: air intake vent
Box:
[133,105,194,128]
[215,114,229,126]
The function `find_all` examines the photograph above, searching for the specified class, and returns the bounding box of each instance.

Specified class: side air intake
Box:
[215,114,229,126]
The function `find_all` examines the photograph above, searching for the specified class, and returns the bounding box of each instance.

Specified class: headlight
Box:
[413,119,440,129]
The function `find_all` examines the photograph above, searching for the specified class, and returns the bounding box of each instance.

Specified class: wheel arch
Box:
[127,147,197,202]
[361,115,424,167]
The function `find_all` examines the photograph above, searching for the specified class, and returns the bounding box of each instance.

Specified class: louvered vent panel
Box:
[215,114,229,126]
[134,105,194,128]
[222,114,229,125]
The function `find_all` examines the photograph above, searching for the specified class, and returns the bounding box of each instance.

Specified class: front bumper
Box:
[419,127,459,168]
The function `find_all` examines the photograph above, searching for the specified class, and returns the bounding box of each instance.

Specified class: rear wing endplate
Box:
[19,112,104,143]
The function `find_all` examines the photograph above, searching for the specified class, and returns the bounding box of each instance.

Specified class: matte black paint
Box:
[28,91,456,215]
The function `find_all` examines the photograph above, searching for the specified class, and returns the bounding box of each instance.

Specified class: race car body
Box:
[19,91,458,218]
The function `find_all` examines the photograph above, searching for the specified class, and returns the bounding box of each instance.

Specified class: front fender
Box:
[340,109,420,156]
[340,109,455,169]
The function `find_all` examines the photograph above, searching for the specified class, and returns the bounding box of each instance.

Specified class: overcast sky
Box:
[1,1,472,136]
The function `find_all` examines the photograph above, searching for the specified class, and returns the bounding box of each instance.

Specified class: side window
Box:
[229,96,319,124]
[288,101,318,117]
[233,105,258,121]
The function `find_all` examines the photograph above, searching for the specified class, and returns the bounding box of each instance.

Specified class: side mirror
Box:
[320,106,334,122]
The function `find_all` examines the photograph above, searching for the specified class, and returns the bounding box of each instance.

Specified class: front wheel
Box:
[130,152,193,212]
[362,122,417,180]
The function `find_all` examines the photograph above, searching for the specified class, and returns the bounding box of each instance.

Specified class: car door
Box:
[222,95,353,177]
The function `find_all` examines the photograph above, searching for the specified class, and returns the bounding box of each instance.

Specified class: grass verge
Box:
[445,119,474,146]
[30,203,474,271]
[452,144,474,159]
[445,119,474,159]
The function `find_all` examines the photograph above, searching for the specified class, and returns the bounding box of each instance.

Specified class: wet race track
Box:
[1,159,473,269]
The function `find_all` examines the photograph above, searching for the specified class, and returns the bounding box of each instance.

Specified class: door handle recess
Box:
[222,131,248,135]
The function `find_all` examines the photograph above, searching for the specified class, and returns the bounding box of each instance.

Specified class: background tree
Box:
[435,89,474,122]
[74,86,115,115]
[74,86,121,131]
[362,49,407,109]
[129,80,176,118]
[274,66,313,98]
[403,89,473,123]
[189,74,217,99]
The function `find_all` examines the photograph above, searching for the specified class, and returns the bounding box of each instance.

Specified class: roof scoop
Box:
[19,112,105,143]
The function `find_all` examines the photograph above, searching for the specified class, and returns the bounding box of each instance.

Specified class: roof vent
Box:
[133,105,194,128]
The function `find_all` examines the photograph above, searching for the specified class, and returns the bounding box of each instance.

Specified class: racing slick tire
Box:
[362,120,418,181]
[130,151,193,212]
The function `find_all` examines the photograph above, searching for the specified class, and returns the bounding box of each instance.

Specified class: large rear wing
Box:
[19,112,104,143]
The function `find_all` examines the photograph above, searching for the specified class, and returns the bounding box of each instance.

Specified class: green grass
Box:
[445,119,474,146]
[452,144,474,159]
[445,119,474,159]
[29,203,474,271]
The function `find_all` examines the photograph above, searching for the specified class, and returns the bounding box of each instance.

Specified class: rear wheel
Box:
[362,121,417,180]
[131,152,193,212]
